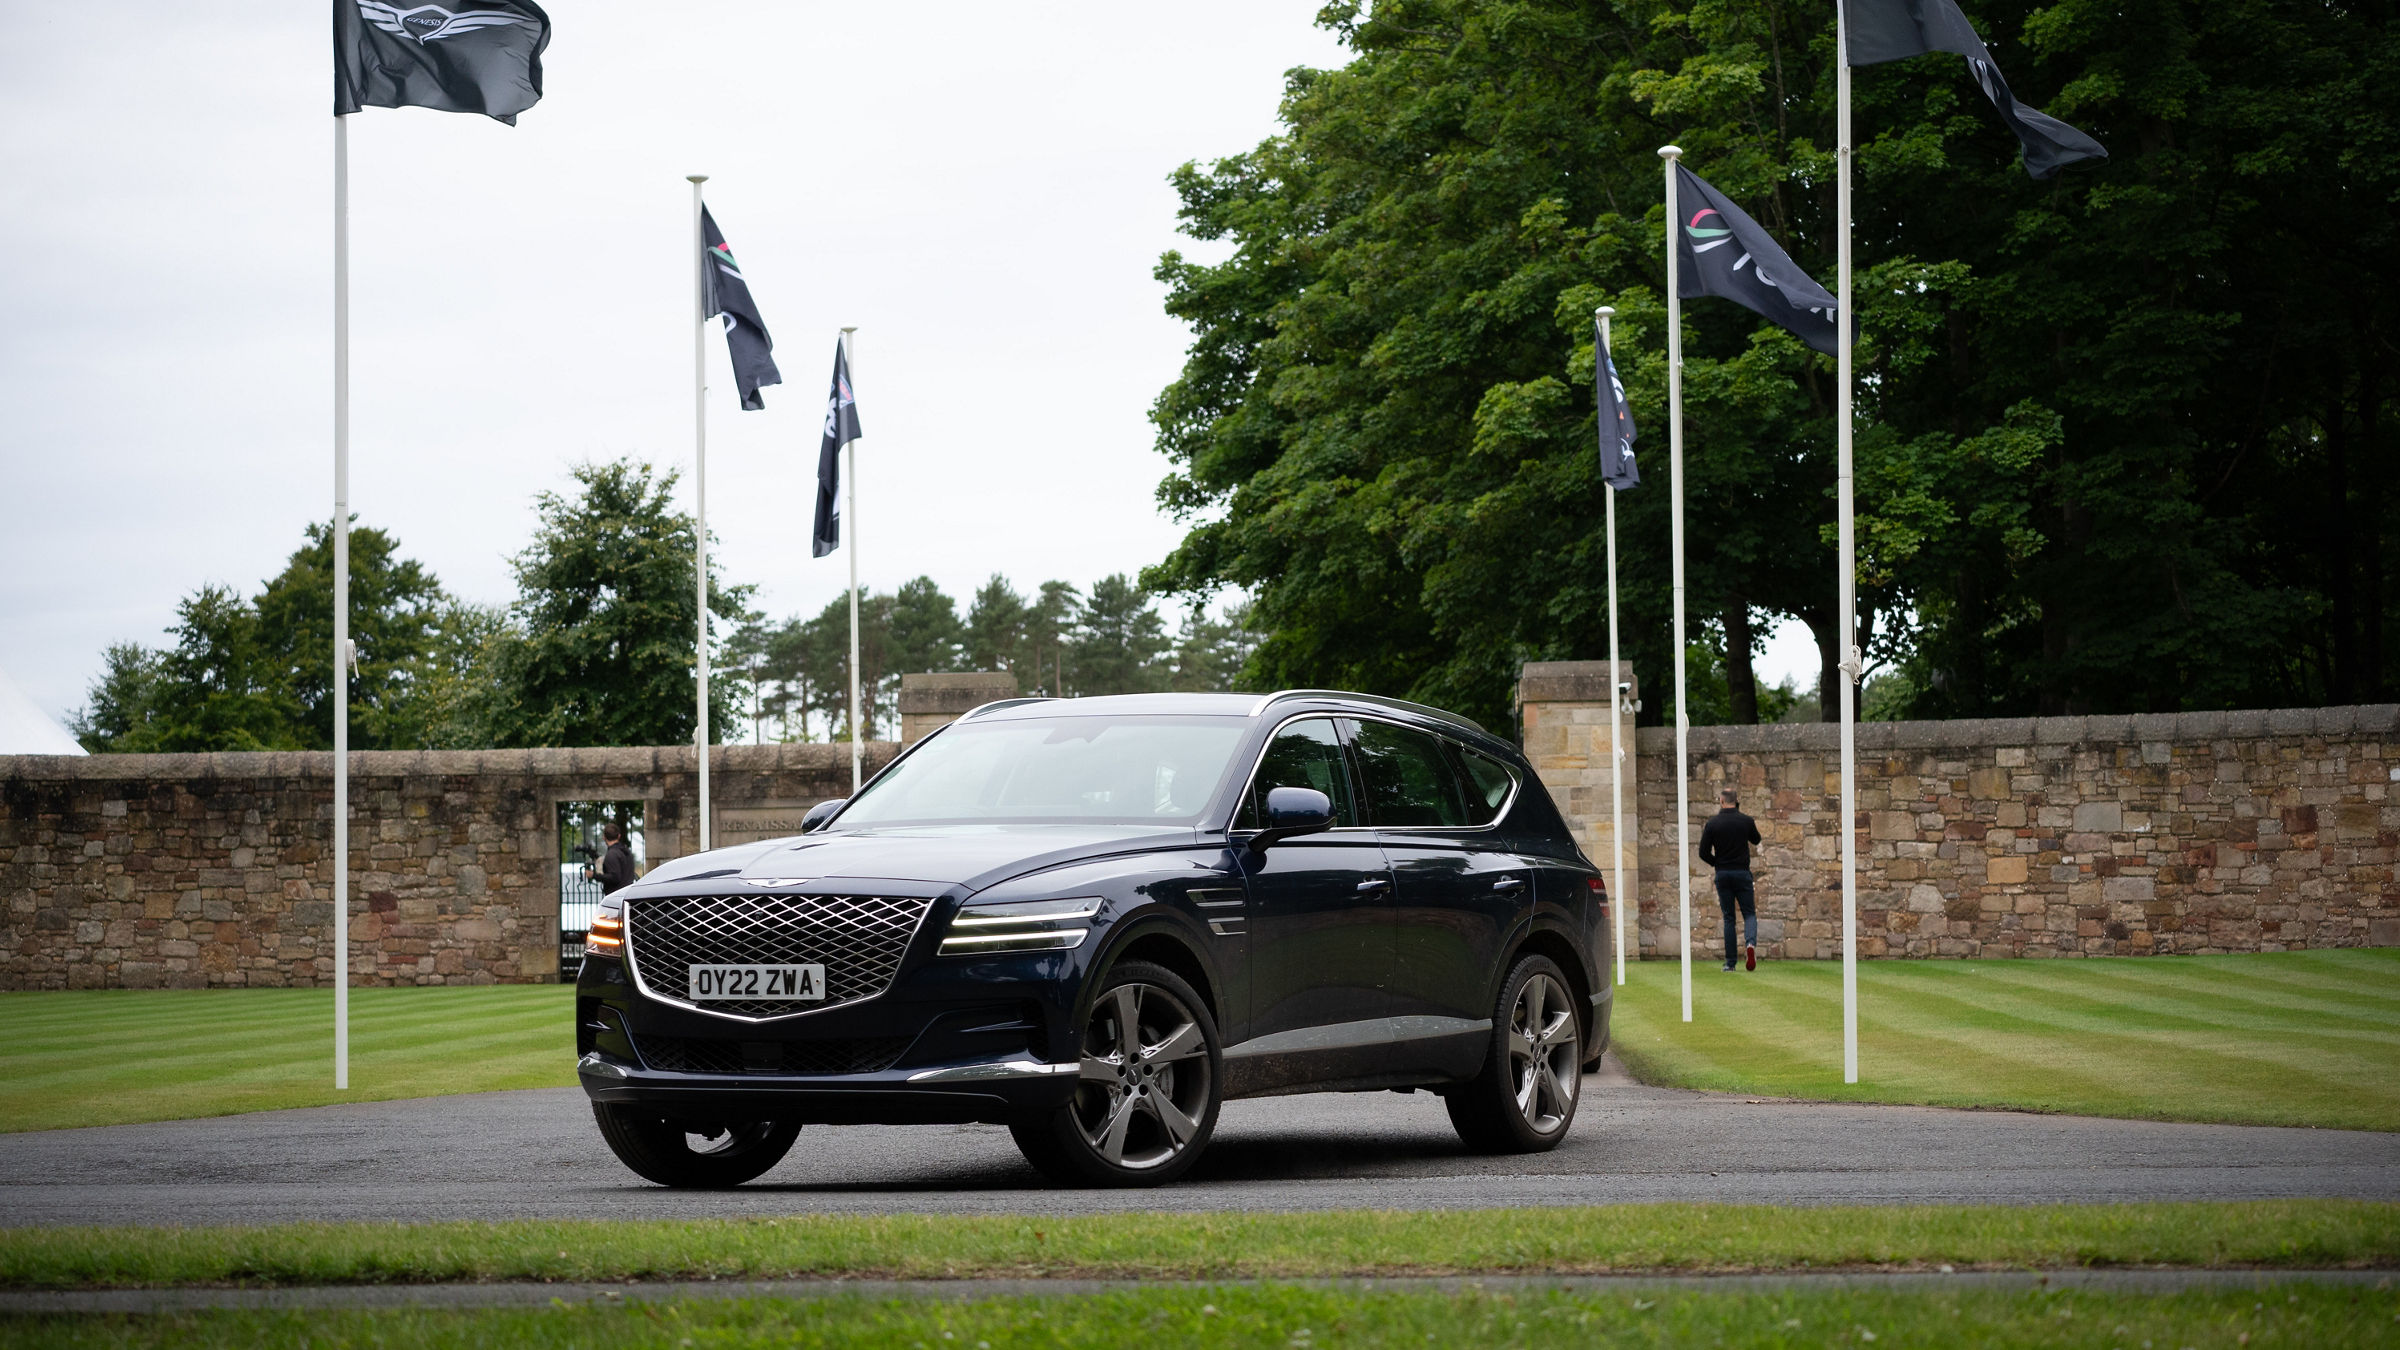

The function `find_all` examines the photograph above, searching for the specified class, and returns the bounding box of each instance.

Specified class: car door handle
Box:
[1491,877,1526,893]
[1356,878,1390,894]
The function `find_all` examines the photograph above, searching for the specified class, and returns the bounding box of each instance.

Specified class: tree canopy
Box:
[1143,0,2400,730]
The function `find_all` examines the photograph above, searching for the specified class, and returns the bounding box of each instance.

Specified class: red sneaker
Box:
[1745,944,1756,971]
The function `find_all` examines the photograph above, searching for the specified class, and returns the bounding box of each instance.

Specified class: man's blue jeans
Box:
[1714,869,1757,966]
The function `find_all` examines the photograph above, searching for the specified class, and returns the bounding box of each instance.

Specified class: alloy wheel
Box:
[1507,971,1579,1134]
[1070,981,1213,1170]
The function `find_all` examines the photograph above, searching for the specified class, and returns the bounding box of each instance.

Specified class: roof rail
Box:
[959,697,1058,721]
[1247,689,1488,738]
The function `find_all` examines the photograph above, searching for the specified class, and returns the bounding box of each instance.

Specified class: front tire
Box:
[1010,960,1222,1187]
[591,1105,800,1188]
[1446,954,1581,1153]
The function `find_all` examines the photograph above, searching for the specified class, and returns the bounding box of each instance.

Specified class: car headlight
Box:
[938,896,1100,956]
[587,896,623,956]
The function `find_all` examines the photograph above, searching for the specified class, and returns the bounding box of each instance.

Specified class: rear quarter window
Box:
[1453,743,1519,826]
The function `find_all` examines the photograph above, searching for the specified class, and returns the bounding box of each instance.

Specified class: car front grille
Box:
[625,892,934,1019]
[634,1032,914,1076]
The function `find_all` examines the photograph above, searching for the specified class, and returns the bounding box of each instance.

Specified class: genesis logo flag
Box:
[700,207,782,412]
[1844,0,2104,179]
[1674,164,1842,357]
[1597,321,1639,491]
[814,341,863,559]
[334,1,550,124]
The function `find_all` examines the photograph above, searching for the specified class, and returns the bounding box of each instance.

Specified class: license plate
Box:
[687,964,826,1001]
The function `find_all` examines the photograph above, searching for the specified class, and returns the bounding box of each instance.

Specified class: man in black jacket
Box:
[1697,788,1762,972]
[588,820,637,895]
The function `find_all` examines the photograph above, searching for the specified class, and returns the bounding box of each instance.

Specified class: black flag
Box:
[1674,164,1842,357]
[333,1,550,124]
[1845,0,2105,179]
[700,208,782,411]
[813,341,862,558]
[1597,321,1639,491]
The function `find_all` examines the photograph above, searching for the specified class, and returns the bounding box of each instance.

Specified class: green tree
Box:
[486,459,754,748]
[70,643,168,752]
[1168,599,1264,692]
[1144,0,2400,727]
[1069,573,1171,696]
[887,575,966,677]
[965,574,1030,677]
[252,521,446,750]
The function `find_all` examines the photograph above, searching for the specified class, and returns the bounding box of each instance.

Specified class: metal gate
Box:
[558,802,644,981]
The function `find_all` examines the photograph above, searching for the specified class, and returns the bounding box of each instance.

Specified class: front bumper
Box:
[574,944,1090,1125]
[576,1050,1079,1124]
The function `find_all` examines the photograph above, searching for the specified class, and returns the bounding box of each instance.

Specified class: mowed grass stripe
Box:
[1611,950,2400,1129]
[0,987,576,1133]
[2,1203,2393,1288]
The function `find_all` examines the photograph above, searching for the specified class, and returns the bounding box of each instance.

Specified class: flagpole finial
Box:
[687,174,709,184]
[1658,145,1683,161]
[840,326,857,333]
[1596,306,1616,318]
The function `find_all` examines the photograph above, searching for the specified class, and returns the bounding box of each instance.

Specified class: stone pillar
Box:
[1518,660,1640,950]
[898,672,1020,746]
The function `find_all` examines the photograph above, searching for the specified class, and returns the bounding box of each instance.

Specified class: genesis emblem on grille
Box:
[624,893,933,1021]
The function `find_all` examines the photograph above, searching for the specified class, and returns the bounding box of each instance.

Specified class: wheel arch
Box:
[1093,921,1223,1034]
[1510,924,1595,1049]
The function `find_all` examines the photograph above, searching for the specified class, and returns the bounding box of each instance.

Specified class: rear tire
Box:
[591,1105,800,1188]
[1010,960,1222,1187]
[1446,954,1581,1154]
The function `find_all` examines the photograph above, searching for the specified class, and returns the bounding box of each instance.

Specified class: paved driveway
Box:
[4,1059,2393,1226]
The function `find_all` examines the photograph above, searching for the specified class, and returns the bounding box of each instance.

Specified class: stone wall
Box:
[1521,664,2400,959]
[1,743,895,990]
[898,671,1019,746]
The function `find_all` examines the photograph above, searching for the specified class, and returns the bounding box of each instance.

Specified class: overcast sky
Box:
[0,1,1359,721]
[0,0,1819,728]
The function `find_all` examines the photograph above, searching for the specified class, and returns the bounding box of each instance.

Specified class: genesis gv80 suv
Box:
[574,690,1611,1187]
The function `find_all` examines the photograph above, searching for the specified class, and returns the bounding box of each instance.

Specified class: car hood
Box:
[635,823,1204,893]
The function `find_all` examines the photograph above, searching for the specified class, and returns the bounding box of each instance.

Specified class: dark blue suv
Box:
[576,690,1610,1187]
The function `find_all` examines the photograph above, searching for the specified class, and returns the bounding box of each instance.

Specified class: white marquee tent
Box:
[0,664,85,756]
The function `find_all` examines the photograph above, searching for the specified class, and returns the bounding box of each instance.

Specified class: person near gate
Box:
[586,820,637,895]
[1697,787,1761,972]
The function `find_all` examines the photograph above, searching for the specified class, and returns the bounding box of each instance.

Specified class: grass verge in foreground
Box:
[6,1285,2398,1349]
[1611,948,2400,1131]
[0,986,575,1134]
[3,1203,2392,1289]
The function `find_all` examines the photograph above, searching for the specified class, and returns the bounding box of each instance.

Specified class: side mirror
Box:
[1247,786,1334,855]
[798,798,847,834]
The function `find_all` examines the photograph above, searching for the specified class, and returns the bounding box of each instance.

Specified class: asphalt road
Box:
[5,1058,2394,1227]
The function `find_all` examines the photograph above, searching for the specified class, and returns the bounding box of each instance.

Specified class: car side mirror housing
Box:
[1247,786,1334,855]
[798,798,847,834]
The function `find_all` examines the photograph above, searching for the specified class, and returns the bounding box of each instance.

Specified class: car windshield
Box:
[835,714,1251,828]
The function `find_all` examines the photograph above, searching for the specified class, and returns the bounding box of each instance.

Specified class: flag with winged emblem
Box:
[813,341,863,558]
[1673,164,1842,357]
[334,1,550,124]
[1597,319,1639,491]
[700,207,782,411]
[1845,0,2104,179]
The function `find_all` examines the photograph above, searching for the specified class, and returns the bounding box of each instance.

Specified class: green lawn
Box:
[7,1285,2397,1350]
[6,949,2397,1136]
[1611,948,2400,1131]
[4,1204,2390,1288]
[0,986,576,1134]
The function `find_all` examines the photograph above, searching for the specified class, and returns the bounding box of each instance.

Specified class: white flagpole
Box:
[688,175,711,853]
[1660,145,1693,1023]
[1836,4,1861,1085]
[1598,305,1628,989]
[332,113,351,1090]
[842,327,862,793]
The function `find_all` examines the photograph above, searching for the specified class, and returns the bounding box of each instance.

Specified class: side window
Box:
[1351,720,1470,828]
[1453,743,1518,826]
[1235,718,1358,829]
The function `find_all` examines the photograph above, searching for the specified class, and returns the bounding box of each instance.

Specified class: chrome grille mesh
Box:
[625,893,933,1019]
